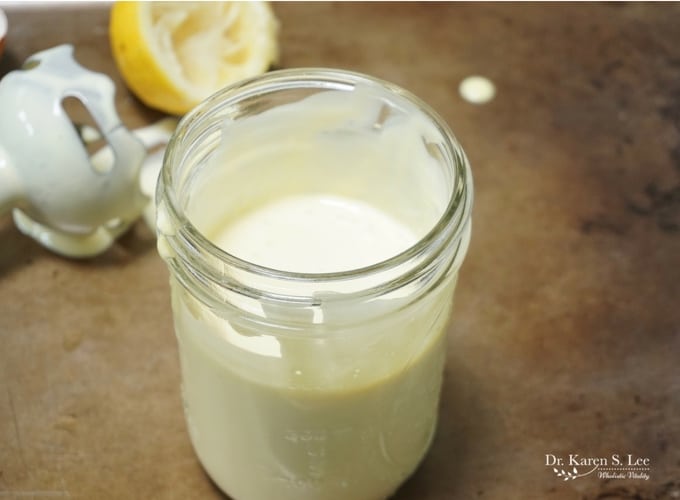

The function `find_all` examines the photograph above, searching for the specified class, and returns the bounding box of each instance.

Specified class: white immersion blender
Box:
[0,44,175,257]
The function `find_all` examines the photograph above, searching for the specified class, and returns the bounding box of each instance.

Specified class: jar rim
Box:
[158,67,472,296]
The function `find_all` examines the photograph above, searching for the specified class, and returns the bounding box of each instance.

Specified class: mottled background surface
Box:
[0,3,678,499]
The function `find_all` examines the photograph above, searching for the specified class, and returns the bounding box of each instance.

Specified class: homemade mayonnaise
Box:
[158,71,472,500]
[174,198,453,500]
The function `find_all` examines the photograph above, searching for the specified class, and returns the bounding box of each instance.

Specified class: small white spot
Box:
[80,124,102,143]
[459,75,496,104]
[104,217,124,230]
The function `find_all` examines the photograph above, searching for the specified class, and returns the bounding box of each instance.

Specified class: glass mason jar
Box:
[156,68,473,500]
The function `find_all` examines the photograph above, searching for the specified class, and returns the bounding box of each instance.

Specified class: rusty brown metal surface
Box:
[0,3,678,499]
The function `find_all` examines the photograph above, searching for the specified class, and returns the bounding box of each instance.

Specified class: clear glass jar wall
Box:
[156,68,473,500]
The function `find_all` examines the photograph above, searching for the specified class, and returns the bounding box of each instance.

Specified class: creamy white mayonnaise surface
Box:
[215,194,416,273]
[170,84,461,500]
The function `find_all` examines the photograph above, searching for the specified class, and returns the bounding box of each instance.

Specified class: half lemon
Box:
[110,1,279,115]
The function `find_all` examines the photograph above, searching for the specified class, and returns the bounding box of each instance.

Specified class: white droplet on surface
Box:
[79,124,102,143]
[459,75,496,104]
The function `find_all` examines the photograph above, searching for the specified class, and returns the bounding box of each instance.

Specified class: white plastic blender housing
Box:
[0,44,174,257]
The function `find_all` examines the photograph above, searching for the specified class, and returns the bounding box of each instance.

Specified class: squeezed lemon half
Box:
[110,1,279,115]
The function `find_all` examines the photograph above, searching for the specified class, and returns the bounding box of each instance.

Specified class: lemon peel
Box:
[110,1,279,115]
